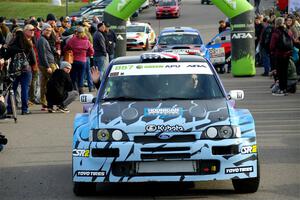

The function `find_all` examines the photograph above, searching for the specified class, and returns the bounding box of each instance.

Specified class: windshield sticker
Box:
[161,32,199,36]
[144,108,183,118]
[110,62,212,76]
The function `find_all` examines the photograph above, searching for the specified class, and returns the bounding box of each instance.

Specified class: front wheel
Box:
[73,182,97,196]
[232,160,260,193]
[143,40,149,50]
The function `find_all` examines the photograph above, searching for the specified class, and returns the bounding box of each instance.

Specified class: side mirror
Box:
[80,94,95,104]
[228,90,244,100]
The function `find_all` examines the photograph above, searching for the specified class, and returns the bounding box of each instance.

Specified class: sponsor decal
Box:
[231,33,253,39]
[165,64,180,68]
[241,145,257,154]
[225,166,253,174]
[76,171,105,177]
[109,72,119,77]
[113,65,134,70]
[72,149,90,157]
[135,65,164,69]
[144,108,182,118]
[158,134,172,140]
[145,124,184,132]
[187,64,207,68]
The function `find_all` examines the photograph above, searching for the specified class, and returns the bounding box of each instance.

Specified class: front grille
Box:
[212,145,239,155]
[111,160,220,176]
[134,135,196,143]
[172,46,190,49]
[141,153,190,160]
[127,39,136,42]
[91,148,119,157]
[141,147,190,152]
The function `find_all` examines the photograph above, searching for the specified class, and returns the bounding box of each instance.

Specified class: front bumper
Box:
[156,11,179,17]
[73,138,258,183]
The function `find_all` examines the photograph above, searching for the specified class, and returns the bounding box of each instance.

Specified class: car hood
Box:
[126,32,145,38]
[95,99,229,133]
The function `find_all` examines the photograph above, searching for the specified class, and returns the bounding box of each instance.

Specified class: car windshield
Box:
[158,33,202,45]
[158,0,176,6]
[101,73,223,101]
[127,26,145,33]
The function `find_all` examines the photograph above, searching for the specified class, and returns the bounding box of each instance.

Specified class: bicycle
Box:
[2,73,18,123]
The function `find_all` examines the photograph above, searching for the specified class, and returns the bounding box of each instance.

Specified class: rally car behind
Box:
[126,22,156,50]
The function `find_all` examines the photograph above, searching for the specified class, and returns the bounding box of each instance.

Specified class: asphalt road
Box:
[1,0,300,199]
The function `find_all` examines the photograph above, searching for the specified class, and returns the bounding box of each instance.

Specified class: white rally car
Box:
[126,22,156,50]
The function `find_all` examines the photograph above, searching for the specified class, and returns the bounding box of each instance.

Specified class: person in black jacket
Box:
[46,61,78,113]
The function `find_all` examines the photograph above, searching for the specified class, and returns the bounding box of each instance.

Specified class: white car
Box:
[126,22,156,50]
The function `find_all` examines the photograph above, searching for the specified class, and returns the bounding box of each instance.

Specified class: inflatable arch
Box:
[104,0,255,76]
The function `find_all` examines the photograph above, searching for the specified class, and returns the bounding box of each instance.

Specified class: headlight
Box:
[206,127,218,139]
[91,129,128,142]
[203,125,237,139]
[219,126,233,139]
[112,130,123,141]
[97,129,110,141]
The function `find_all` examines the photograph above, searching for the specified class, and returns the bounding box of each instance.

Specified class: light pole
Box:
[66,0,69,16]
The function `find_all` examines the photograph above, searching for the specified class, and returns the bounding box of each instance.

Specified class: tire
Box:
[143,40,149,50]
[232,160,260,193]
[201,0,204,4]
[73,182,97,196]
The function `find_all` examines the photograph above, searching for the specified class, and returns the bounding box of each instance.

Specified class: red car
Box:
[156,0,181,19]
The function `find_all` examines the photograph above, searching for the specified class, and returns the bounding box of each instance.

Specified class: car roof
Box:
[128,22,149,27]
[160,27,200,34]
[112,54,207,65]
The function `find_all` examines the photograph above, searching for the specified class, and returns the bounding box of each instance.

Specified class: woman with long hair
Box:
[5,29,36,114]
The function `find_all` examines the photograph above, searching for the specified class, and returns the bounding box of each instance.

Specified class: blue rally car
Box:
[153,27,210,60]
[72,52,259,195]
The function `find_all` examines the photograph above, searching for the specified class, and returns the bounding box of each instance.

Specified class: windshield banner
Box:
[109,62,213,77]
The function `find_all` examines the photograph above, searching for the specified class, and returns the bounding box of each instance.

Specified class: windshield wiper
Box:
[158,97,194,101]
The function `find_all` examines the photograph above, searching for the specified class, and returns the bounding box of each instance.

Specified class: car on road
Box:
[72,52,260,195]
[201,0,212,5]
[206,30,231,72]
[70,6,105,21]
[126,22,156,50]
[80,0,112,11]
[153,26,210,59]
[156,0,181,19]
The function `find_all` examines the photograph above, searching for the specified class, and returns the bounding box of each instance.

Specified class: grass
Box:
[0,1,86,19]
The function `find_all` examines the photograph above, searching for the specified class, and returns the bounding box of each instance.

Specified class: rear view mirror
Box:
[228,90,244,100]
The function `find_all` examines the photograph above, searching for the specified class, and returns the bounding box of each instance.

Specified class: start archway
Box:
[103,0,255,76]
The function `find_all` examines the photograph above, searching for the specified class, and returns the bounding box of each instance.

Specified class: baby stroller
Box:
[0,133,8,152]
[271,59,298,93]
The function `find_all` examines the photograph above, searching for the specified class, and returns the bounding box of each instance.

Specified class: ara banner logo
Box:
[224,0,237,10]
[231,33,253,39]
[117,0,130,12]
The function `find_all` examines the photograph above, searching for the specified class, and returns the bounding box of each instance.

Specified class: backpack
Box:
[278,29,293,51]
[9,52,29,76]
[261,26,273,51]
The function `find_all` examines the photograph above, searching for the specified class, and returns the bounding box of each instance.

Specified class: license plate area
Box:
[137,161,197,173]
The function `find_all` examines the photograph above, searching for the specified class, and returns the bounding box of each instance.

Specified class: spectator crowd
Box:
[0,13,116,117]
